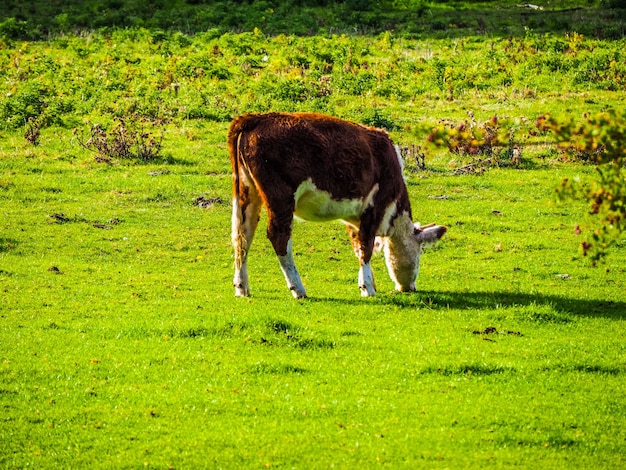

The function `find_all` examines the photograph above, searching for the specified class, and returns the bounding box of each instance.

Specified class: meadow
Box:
[1,1,626,468]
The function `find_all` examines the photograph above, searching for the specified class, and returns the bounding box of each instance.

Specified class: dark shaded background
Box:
[1,0,625,39]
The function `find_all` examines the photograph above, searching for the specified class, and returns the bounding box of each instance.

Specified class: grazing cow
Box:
[228,112,446,298]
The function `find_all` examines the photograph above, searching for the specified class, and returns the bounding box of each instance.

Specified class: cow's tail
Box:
[228,117,249,271]
[228,113,259,202]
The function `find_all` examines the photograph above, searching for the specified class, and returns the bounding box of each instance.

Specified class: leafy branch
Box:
[537,111,626,264]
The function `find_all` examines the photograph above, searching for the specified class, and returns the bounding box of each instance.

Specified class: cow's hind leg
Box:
[347,225,376,297]
[232,180,262,297]
[267,208,306,299]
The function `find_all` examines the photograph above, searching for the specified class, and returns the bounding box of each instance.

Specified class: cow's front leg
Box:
[347,225,376,297]
[277,239,307,298]
[358,261,376,297]
[268,210,306,299]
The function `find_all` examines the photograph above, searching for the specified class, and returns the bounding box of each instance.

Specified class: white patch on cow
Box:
[358,262,376,297]
[277,239,307,298]
[377,202,398,237]
[294,178,379,225]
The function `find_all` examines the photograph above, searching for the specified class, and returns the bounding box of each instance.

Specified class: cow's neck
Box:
[387,211,417,249]
[384,186,412,234]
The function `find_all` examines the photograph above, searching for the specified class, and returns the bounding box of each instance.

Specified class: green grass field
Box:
[1,0,626,468]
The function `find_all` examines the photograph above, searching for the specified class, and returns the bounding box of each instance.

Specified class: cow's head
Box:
[379,219,447,292]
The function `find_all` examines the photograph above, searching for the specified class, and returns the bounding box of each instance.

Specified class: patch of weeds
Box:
[115,325,207,340]
[75,117,163,162]
[570,364,625,375]
[47,213,122,230]
[522,310,572,324]
[294,337,336,350]
[42,187,62,194]
[428,115,524,175]
[340,330,363,337]
[497,432,579,449]
[420,363,515,376]
[249,362,307,375]
[543,364,625,375]
[193,196,225,208]
[23,116,42,146]
[48,213,89,224]
[155,321,253,340]
[472,326,523,336]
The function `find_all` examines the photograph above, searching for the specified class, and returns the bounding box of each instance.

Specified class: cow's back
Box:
[228,113,406,206]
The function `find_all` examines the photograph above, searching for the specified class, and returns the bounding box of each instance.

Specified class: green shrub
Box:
[1,83,50,129]
[0,17,30,40]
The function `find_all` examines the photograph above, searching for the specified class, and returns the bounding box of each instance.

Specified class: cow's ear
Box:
[414,224,447,246]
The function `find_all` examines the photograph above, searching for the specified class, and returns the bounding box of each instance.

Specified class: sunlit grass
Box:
[1,7,626,467]
[2,123,625,467]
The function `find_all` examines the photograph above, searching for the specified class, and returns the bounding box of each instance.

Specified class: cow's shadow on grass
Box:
[310,290,626,320]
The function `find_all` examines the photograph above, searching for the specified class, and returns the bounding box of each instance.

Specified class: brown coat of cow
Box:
[228,112,446,298]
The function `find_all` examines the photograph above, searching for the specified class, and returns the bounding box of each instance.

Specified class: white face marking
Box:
[380,217,447,291]
[294,178,379,225]
[381,212,421,292]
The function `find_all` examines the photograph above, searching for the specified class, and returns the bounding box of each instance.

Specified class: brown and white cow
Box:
[228,112,446,298]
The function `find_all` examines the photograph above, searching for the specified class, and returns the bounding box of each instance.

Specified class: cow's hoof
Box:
[234,287,251,297]
[359,286,376,297]
[291,289,307,299]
